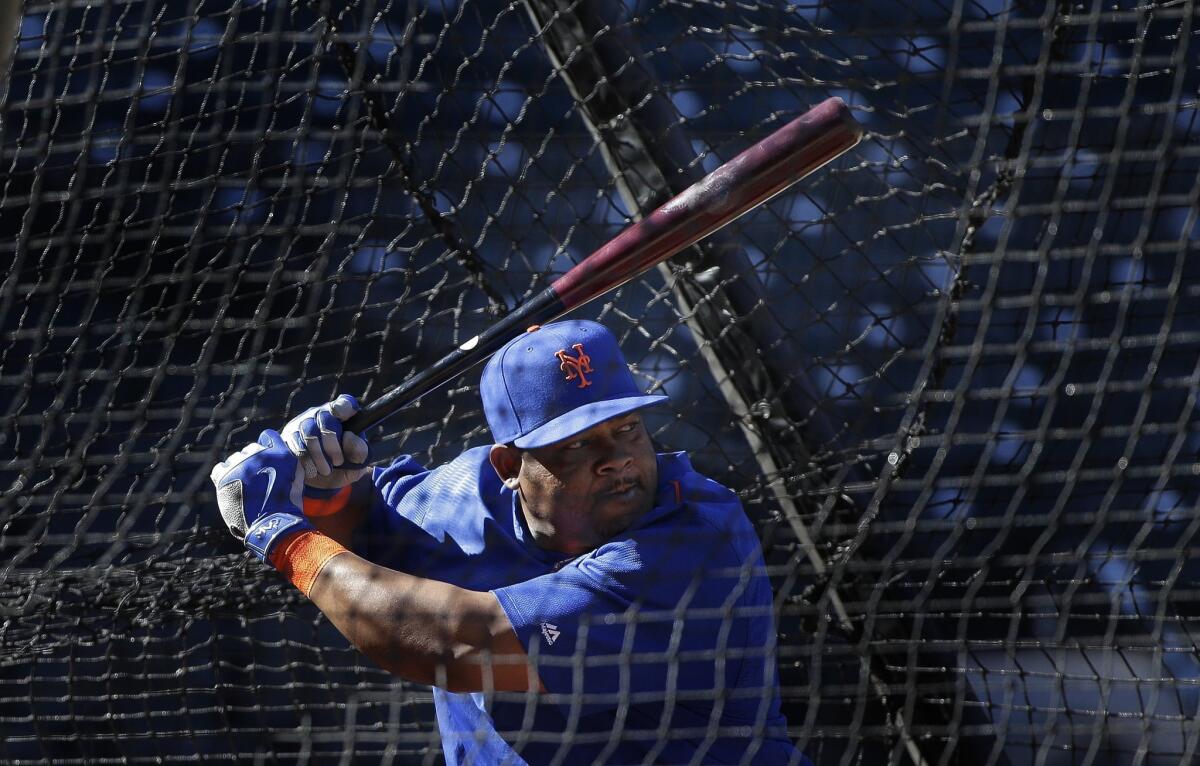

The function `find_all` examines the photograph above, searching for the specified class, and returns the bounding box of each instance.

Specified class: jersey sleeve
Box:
[351,454,431,564]
[491,515,772,718]
[371,454,431,507]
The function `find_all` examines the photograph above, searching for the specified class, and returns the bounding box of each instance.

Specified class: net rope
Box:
[1,0,1198,762]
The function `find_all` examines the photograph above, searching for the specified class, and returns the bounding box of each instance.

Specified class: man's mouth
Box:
[603,481,643,501]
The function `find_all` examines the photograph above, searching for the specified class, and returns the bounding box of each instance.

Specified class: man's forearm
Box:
[306,551,537,693]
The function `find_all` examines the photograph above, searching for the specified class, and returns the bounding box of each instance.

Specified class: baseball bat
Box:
[344,96,863,434]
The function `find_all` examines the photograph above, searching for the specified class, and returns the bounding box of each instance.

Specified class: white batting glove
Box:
[282,394,372,492]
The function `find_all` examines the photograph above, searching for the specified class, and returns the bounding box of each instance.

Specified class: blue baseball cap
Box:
[481,320,668,449]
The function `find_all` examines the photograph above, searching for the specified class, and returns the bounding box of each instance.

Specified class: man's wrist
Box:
[302,484,353,519]
[303,471,371,510]
[269,530,349,597]
[303,484,347,500]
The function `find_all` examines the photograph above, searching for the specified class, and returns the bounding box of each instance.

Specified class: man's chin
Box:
[595,491,651,538]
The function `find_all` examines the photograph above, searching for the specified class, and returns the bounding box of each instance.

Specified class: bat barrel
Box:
[550,97,862,308]
[344,98,863,435]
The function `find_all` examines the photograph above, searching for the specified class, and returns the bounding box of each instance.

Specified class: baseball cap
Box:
[481,320,667,449]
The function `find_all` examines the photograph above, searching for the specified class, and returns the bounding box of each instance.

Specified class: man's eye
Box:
[618,422,638,434]
[564,440,586,450]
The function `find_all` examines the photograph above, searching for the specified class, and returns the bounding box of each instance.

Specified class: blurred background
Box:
[0,0,1198,762]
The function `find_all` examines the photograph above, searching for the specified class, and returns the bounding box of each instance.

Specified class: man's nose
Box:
[595,442,634,474]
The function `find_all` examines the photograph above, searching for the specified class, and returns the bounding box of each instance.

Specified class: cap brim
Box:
[513,394,668,449]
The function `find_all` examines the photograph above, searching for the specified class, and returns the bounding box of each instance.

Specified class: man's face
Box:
[510,412,658,555]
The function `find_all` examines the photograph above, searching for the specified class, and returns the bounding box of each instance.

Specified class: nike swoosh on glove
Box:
[211,429,311,562]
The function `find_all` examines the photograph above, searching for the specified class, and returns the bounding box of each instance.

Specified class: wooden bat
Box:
[344,96,863,434]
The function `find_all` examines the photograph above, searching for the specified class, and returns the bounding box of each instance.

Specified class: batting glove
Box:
[282,394,372,494]
[211,429,312,563]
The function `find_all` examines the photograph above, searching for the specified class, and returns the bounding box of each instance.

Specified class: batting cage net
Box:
[2,0,1198,762]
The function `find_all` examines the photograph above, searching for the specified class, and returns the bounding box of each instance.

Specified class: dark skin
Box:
[488,412,659,556]
[303,412,658,693]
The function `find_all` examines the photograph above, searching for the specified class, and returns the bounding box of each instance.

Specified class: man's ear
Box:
[489,444,522,490]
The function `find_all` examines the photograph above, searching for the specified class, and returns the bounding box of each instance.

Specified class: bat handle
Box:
[341,287,566,435]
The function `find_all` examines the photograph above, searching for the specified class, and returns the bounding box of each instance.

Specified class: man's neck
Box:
[516,493,594,557]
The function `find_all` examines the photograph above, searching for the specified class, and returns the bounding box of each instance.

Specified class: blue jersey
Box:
[357,446,803,765]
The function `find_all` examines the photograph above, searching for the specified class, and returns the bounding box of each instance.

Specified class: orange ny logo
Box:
[555,344,593,388]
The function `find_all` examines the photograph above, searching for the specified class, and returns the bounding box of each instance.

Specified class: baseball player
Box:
[212,320,804,764]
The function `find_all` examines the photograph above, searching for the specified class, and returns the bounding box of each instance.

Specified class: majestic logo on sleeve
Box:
[540,622,561,646]
[555,344,593,388]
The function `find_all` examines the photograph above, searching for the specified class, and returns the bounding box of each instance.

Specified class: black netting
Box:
[2,0,1198,762]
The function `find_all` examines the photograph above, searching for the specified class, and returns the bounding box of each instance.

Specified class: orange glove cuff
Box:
[269,530,348,597]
